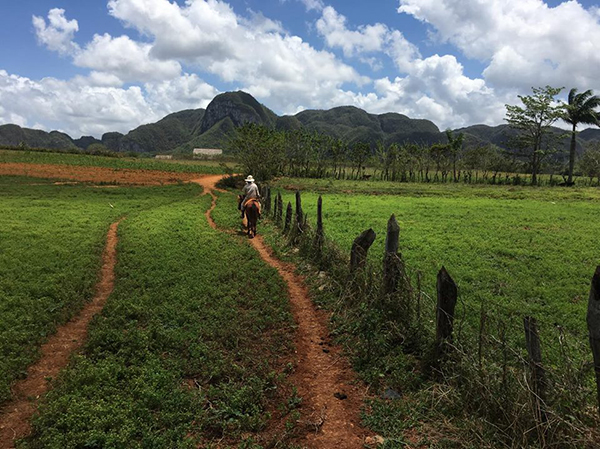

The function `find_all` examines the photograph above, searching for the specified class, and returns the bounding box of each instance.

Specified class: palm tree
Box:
[563,88,600,184]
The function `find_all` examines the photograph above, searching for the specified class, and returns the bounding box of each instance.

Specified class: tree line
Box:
[230,86,600,186]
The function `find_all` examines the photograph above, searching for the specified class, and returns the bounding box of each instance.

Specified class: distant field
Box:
[273,177,600,347]
[0,149,231,174]
[0,178,203,404]
[22,195,292,448]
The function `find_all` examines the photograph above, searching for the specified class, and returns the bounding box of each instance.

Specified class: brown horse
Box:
[238,195,259,238]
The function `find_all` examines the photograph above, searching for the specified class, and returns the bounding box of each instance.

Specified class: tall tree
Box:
[562,88,600,184]
[445,129,465,182]
[505,86,565,185]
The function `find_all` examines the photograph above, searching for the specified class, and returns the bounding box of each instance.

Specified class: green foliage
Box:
[21,194,293,448]
[505,86,566,183]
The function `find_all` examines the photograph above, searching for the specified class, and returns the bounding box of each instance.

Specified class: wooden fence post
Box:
[313,196,324,255]
[295,190,304,235]
[276,193,283,225]
[587,266,600,416]
[272,191,278,220]
[283,202,292,234]
[383,214,403,295]
[435,266,458,361]
[350,229,376,272]
[524,316,548,423]
[264,187,271,215]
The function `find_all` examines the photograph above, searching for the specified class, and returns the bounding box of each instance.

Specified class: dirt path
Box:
[0,219,122,448]
[196,176,371,448]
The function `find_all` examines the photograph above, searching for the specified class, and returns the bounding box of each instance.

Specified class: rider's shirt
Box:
[243,182,260,201]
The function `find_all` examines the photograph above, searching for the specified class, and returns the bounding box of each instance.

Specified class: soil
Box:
[0,162,200,185]
[0,219,122,448]
[197,176,372,448]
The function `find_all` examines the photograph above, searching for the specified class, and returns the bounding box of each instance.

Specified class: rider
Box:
[240,175,261,219]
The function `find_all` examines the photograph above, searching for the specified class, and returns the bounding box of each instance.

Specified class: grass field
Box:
[273,178,599,342]
[0,178,207,405]
[0,150,231,174]
[12,189,293,448]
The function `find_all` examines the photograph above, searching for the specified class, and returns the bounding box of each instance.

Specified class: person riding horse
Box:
[240,175,261,219]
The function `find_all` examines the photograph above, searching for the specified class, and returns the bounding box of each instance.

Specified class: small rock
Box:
[382,387,402,400]
[333,392,347,400]
[365,435,385,446]
[318,284,326,291]
[292,248,300,253]
[317,271,327,279]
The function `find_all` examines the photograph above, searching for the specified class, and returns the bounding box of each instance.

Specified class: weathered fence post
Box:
[272,191,278,220]
[350,229,376,272]
[283,202,292,234]
[383,214,403,295]
[524,316,548,423]
[313,196,324,255]
[587,266,600,416]
[435,266,458,361]
[276,193,283,226]
[295,190,304,235]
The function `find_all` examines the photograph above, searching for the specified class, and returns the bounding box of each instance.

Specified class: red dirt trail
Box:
[0,162,200,185]
[195,176,372,448]
[0,219,122,449]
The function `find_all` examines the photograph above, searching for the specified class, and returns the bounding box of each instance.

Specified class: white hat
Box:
[245,175,255,182]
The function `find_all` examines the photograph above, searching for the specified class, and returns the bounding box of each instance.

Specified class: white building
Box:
[155,154,173,160]
[193,148,223,159]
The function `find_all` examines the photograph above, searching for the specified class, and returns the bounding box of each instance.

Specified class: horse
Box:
[238,195,259,238]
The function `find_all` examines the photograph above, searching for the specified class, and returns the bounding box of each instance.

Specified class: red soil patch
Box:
[0,219,122,448]
[199,176,372,448]
[0,162,199,185]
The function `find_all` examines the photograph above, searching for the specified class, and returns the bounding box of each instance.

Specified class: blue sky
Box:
[1,0,600,137]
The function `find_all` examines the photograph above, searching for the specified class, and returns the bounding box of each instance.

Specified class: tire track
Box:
[0,219,122,448]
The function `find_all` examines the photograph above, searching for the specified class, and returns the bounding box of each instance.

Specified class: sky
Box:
[1,0,600,138]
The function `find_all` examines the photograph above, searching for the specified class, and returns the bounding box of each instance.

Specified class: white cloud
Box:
[106,0,365,112]
[316,6,419,72]
[74,34,182,83]
[32,8,80,55]
[0,70,217,137]
[299,0,324,12]
[398,0,600,92]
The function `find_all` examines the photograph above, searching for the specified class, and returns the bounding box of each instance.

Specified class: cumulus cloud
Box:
[32,8,80,55]
[74,34,182,83]
[397,0,600,92]
[313,5,505,128]
[0,70,217,137]
[106,0,365,112]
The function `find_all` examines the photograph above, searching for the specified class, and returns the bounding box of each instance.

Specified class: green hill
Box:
[5,90,596,156]
[0,124,78,150]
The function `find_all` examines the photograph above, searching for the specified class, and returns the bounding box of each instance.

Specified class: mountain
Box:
[0,124,78,150]
[2,90,599,156]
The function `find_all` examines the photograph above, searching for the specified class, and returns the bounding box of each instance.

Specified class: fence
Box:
[260,185,600,447]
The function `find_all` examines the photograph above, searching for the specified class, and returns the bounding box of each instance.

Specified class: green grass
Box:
[21,193,293,448]
[273,178,599,341]
[259,178,600,447]
[0,178,203,404]
[0,149,230,174]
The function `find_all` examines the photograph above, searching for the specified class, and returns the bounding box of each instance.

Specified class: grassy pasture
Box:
[0,149,230,174]
[21,194,293,448]
[273,178,599,352]
[0,178,203,404]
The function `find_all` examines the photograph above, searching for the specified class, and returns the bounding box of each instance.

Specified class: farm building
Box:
[193,148,222,159]
[154,155,173,160]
